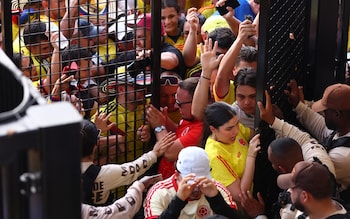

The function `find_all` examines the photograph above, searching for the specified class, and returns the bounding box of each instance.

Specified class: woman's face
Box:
[212,115,239,144]
[161,7,179,36]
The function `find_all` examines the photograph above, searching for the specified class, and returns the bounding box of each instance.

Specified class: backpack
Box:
[326,213,350,219]
[322,131,350,152]
[322,132,350,203]
[82,164,101,205]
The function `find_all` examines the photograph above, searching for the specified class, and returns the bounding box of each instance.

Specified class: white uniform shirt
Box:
[81,151,157,205]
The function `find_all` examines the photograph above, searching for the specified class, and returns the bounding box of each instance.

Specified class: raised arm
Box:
[146,104,186,161]
[215,0,241,36]
[60,0,88,39]
[82,174,162,219]
[257,90,336,176]
[191,38,223,121]
[161,52,180,70]
[42,32,61,95]
[182,8,200,68]
[214,19,256,100]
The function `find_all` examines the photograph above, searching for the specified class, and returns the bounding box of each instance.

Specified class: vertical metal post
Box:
[150,0,161,108]
[2,0,13,57]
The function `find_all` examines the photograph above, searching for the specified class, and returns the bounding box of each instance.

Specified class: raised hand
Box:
[176,173,199,201]
[197,176,219,198]
[257,90,275,125]
[284,79,305,108]
[146,104,166,129]
[237,19,257,41]
[186,7,199,33]
[137,124,151,142]
[248,133,261,158]
[51,74,74,97]
[200,38,224,73]
[94,113,115,132]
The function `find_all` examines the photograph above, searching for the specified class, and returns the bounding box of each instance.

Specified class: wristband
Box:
[200,75,210,80]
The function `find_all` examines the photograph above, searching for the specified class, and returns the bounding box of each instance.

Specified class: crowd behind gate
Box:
[1,0,350,218]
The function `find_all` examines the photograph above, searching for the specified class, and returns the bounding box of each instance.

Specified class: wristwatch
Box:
[154,125,166,133]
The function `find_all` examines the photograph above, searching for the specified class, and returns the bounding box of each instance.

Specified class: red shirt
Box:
[158,119,203,179]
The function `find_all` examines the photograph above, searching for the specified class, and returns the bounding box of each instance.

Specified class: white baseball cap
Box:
[176,147,212,183]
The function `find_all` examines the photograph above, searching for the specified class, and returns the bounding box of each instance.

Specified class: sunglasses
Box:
[160,75,180,86]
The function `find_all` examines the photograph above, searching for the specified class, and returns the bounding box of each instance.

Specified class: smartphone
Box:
[216,0,240,16]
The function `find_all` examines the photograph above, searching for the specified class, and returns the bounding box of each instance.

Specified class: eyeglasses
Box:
[175,94,192,107]
[160,75,180,86]
[175,99,192,107]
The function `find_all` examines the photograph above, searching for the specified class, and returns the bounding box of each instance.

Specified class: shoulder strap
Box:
[326,137,350,151]
[82,164,101,205]
[323,131,337,151]
[326,212,350,219]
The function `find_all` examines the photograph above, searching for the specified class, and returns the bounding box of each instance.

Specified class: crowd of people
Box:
[2,0,350,218]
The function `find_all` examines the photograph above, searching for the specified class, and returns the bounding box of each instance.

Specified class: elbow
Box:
[163,144,183,162]
[184,57,199,68]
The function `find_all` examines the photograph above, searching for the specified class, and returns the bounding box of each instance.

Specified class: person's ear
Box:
[301,190,309,203]
[92,145,98,156]
[209,125,216,133]
[278,165,287,174]
[25,45,31,51]
[174,170,181,180]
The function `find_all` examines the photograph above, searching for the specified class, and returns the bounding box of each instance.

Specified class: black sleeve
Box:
[206,192,241,218]
[161,43,186,79]
[157,195,188,219]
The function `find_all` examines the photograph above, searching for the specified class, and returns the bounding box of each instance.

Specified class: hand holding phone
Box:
[216,0,240,16]
[245,15,254,22]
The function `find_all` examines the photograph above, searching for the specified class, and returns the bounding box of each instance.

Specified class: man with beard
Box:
[277,161,350,219]
[258,90,336,219]
[285,80,350,202]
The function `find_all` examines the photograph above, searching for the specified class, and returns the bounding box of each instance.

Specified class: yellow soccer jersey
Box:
[13,15,58,79]
[164,34,185,52]
[97,38,117,64]
[93,99,148,163]
[205,123,251,187]
[137,0,151,13]
[198,4,216,19]
[213,80,235,105]
[184,0,212,11]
